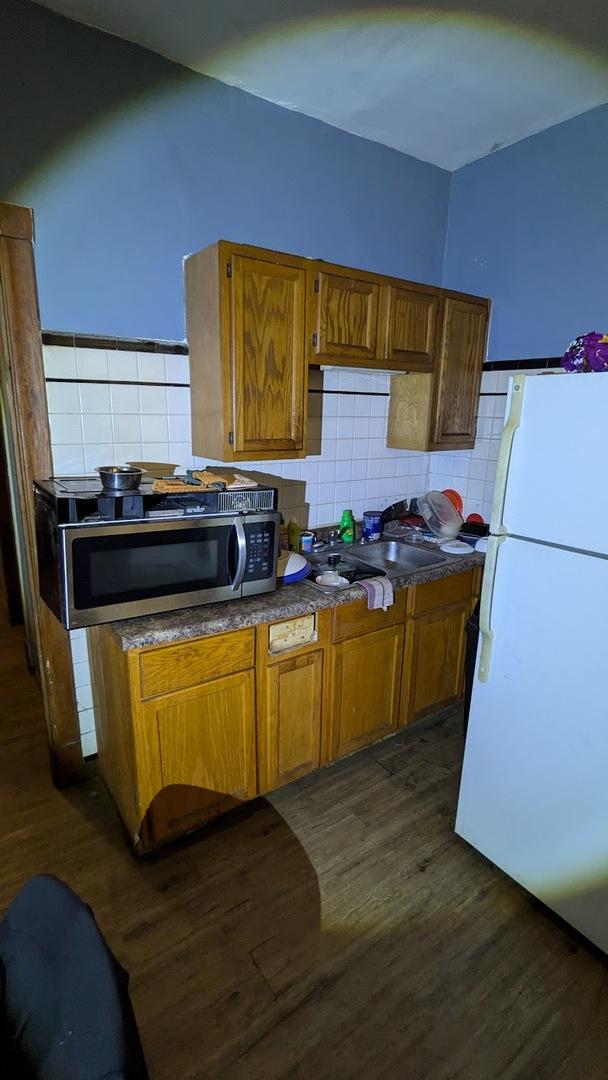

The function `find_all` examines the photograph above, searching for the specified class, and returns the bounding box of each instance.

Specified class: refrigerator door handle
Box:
[490,377,525,535]
[478,534,506,683]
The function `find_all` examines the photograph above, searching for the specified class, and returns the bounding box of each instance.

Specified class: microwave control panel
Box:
[244,522,275,581]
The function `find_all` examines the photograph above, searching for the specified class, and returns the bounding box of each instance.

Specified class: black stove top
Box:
[49,475,157,495]
[34,476,277,524]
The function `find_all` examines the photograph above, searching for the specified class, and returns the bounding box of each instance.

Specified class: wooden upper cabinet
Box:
[430,296,489,449]
[380,284,439,370]
[309,266,380,364]
[186,240,490,458]
[387,293,490,453]
[232,254,306,454]
[186,241,307,461]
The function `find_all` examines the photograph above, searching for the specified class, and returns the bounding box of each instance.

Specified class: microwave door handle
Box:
[231,518,247,591]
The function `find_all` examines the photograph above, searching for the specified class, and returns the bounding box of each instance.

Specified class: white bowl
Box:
[315,572,349,587]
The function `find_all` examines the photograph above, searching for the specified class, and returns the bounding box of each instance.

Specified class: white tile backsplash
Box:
[113,413,142,442]
[84,443,114,471]
[137,352,165,381]
[49,413,83,444]
[81,730,98,758]
[47,382,80,413]
[83,413,113,443]
[107,351,138,381]
[80,383,111,413]
[76,347,109,379]
[143,441,170,460]
[72,659,91,688]
[53,445,86,474]
[167,386,190,414]
[165,354,190,383]
[141,413,169,441]
[114,441,144,462]
[111,383,140,413]
[43,344,77,379]
[140,385,168,413]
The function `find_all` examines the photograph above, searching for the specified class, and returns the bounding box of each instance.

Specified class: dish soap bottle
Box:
[287,517,301,552]
[340,509,355,544]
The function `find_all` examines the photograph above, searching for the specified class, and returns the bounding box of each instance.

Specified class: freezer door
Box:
[492,372,608,555]
[456,535,608,952]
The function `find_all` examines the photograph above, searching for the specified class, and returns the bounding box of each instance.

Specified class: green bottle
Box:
[340,509,355,544]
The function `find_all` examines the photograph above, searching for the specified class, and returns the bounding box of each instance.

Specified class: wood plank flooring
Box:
[1,623,607,1079]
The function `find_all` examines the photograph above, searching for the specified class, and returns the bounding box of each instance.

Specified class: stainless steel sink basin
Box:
[349,540,448,574]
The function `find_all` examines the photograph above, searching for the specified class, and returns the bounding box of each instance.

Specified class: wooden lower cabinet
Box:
[89,570,479,851]
[257,649,324,793]
[401,601,469,726]
[141,670,257,847]
[329,624,404,759]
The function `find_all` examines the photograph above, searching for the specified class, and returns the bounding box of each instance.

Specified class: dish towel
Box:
[359,576,394,611]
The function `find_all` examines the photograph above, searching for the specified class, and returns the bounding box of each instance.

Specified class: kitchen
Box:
[1,0,608,1077]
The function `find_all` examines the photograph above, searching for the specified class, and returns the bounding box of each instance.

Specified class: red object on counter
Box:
[442,488,464,514]
[466,513,485,524]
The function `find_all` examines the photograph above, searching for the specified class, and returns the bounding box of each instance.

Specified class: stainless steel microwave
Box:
[34,478,280,629]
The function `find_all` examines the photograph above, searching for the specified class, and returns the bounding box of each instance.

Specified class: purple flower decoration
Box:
[562,332,608,373]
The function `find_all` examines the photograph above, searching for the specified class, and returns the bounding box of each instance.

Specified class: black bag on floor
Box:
[0,874,148,1079]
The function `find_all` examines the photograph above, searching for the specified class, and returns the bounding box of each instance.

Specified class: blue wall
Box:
[443,104,608,360]
[0,0,449,341]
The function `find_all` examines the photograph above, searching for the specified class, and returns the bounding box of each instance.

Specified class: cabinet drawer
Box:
[407,571,473,617]
[139,627,255,699]
[332,590,406,642]
[268,614,317,654]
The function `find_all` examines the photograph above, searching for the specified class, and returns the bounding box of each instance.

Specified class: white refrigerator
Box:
[456,371,608,952]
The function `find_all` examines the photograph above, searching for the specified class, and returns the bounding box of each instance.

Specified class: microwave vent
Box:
[217,489,274,512]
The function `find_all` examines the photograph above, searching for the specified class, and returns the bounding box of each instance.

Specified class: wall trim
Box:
[483,357,560,371]
[43,332,561,374]
[42,330,188,355]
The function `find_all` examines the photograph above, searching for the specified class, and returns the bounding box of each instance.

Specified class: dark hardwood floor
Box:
[1,623,607,1079]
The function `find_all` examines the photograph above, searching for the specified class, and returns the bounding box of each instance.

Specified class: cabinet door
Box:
[381,285,439,370]
[144,669,257,844]
[258,650,324,793]
[330,625,404,759]
[431,298,489,449]
[401,602,469,726]
[312,269,379,362]
[232,254,306,454]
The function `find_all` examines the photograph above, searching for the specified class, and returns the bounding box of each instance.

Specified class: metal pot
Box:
[96,465,143,491]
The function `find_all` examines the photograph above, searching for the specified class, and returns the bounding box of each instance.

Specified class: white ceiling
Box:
[35,0,608,170]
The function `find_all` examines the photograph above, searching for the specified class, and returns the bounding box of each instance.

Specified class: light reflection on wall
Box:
[198,9,608,169]
[12,6,608,194]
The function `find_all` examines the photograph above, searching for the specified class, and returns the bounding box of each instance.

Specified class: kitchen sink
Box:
[307,538,449,585]
[349,539,448,574]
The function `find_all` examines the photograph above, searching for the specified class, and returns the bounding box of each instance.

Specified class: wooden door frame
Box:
[0,406,22,627]
[0,200,83,785]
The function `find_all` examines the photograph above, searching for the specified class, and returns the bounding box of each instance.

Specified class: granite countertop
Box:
[107,549,485,651]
